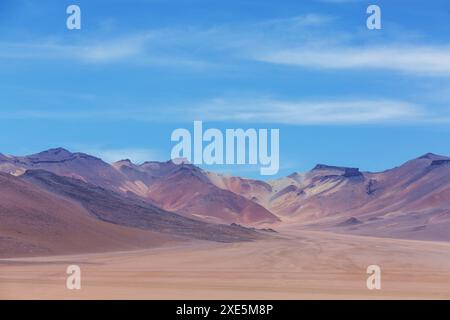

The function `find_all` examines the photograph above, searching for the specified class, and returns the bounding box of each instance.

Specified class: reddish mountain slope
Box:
[209,153,450,242]
[0,148,128,189]
[0,148,279,226]
[142,165,279,225]
[0,172,173,258]
[21,170,263,243]
[113,161,280,225]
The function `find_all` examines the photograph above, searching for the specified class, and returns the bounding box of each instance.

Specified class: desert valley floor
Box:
[2,226,450,300]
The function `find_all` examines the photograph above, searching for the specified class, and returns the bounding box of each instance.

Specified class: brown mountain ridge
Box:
[1,148,450,246]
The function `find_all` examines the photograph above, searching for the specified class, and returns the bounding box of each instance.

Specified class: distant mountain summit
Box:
[19,147,101,164]
[417,152,449,160]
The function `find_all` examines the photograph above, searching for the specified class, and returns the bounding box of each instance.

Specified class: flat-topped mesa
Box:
[313,164,351,171]
[312,164,363,178]
[342,168,363,178]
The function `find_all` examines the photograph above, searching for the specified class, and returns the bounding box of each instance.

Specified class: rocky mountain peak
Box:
[417,153,448,161]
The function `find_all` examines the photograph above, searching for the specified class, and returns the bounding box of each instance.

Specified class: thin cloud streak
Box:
[1,16,450,76]
[0,37,145,63]
[187,98,426,124]
[256,14,335,28]
[256,46,450,76]
[0,98,436,125]
[0,31,213,69]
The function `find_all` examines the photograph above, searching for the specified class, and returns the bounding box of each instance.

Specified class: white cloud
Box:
[0,31,211,68]
[1,14,450,77]
[257,14,335,28]
[0,37,145,63]
[76,37,146,63]
[185,98,425,124]
[255,46,450,76]
[0,98,429,125]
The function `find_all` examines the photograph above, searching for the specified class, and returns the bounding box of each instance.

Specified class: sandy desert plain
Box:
[2,225,450,300]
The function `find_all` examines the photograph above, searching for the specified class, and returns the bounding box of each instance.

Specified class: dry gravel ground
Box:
[1,228,450,299]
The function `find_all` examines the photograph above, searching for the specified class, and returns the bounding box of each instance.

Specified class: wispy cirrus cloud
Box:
[0,36,145,62]
[0,30,214,69]
[256,14,335,28]
[0,97,432,125]
[1,12,450,77]
[255,45,450,76]
[0,12,340,71]
[184,98,426,125]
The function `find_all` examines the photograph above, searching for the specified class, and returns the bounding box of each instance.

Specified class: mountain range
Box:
[1,148,450,257]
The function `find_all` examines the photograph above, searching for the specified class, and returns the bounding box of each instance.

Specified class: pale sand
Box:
[1,229,450,299]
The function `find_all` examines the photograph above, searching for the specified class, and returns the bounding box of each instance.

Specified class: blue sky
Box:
[1,0,450,178]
